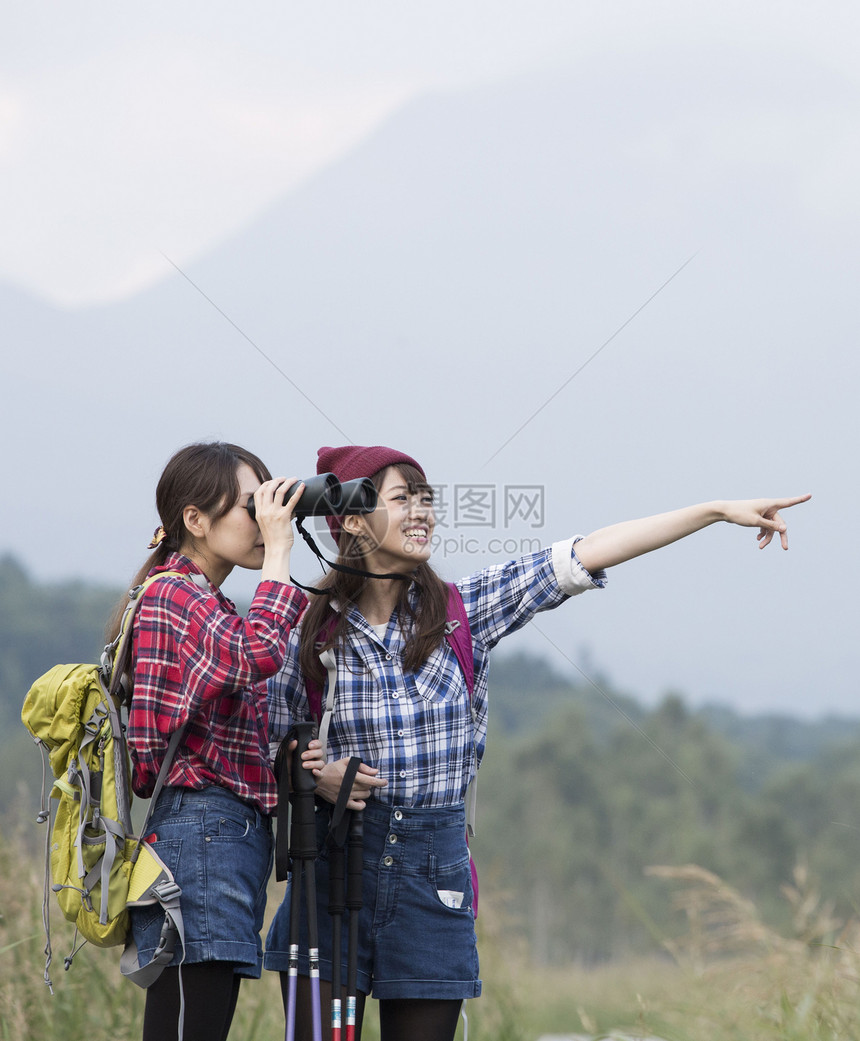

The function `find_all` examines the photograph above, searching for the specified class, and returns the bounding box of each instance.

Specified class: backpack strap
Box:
[306,614,338,749]
[110,571,192,998]
[103,569,189,702]
[443,583,474,702]
[443,584,480,841]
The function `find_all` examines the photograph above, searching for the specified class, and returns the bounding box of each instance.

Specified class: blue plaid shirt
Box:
[267,539,605,808]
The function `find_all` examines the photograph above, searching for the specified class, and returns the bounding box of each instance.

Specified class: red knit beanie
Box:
[317,445,426,542]
[317,445,425,484]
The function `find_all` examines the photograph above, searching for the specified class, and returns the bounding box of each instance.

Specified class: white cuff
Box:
[551,537,607,596]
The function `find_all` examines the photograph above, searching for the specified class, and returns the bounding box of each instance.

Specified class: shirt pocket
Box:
[410,645,463,705]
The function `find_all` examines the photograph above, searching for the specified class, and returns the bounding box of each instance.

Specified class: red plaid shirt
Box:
[128,553,307,813]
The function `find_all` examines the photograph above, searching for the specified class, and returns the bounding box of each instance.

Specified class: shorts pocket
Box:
[207,808,253,841]
[429,851,473,912]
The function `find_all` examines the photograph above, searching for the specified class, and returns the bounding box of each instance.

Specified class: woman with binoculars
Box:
[114,441,309,1041]
[264,443,810,1041]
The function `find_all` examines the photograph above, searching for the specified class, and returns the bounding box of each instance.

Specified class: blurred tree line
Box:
[3,553,860,965]
[478,660,860,964]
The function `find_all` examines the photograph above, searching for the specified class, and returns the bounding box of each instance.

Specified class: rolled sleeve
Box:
[250,581,308,627]
[551,537,608,595]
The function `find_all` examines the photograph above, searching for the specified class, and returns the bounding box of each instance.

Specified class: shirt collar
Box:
[155,552,235,610]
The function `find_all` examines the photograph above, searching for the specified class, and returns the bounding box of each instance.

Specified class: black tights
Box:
[142,962,241,1041]
[378,997,463,1041]
[279,974,461,1041]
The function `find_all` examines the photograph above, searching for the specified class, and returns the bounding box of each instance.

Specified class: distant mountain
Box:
[5,50,849,583]
[698,704,860,792]
[2,46,851,716]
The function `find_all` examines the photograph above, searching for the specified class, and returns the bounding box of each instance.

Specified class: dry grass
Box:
[452,861,860,1041]
[635,862,860,1040]
[5,823,860,1041]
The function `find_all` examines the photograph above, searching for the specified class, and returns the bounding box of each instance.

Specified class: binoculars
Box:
[245,472,377,519]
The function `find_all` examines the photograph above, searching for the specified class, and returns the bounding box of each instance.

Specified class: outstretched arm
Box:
[573,494,811,574]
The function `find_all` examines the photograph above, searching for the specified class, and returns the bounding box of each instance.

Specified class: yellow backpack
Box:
[21,573,186,992]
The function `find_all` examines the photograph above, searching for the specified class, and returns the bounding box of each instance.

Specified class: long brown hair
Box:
[299,464,449,684]
[105,441,271,642]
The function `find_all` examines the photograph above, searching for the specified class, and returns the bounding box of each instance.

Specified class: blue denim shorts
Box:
[264,801,481,1000]
[129,786,273,977]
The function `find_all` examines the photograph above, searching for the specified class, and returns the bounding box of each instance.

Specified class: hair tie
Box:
[147,525,167,549]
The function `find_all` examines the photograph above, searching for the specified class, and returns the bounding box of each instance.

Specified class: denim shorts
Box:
[129,786,274,977]
[264,801,481,1000]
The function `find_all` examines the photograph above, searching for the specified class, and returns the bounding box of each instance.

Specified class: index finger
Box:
[778,493,812,509]
[280,477,305,514]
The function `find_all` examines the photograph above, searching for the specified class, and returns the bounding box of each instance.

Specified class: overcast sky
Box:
[1,3,856,718]
[3,2,858,306]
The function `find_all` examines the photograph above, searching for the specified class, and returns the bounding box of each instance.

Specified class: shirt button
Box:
[399,770,407,778]
[385,654,392,661]
[393,810,403,821]
[388,834,398,844]
[392,692,399,699]
[397,729,405,737]
[383,856,394,867]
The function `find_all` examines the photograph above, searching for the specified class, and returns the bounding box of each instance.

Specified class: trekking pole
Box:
[279,722,320,1041]
[303,857,323,1041]
[327,840,346,1041]
[285,847,302,1041]
[345,809,364,1041]
[326,757,361,1041]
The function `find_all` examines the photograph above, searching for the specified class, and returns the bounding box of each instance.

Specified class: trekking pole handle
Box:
[290,721,318,795]
[288,721,319,863]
